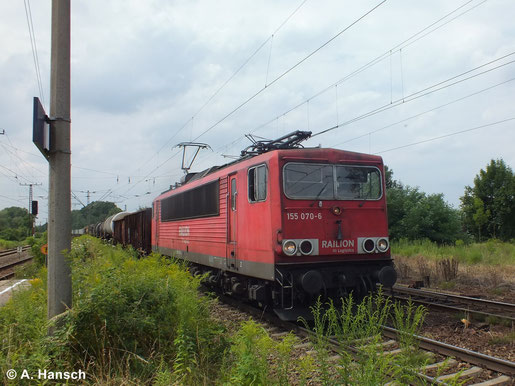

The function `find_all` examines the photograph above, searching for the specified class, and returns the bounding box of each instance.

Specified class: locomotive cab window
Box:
[283,163,382,200]
[283,163,333,199]
[230,178,237,210]
[248,164,267,202]
[335,166,381,200]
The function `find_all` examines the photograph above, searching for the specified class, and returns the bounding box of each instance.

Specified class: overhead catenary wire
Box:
[23,0,45,107]
[0,164,39,185]
[115,1,388,200]
[56,0,508,213]
[188,1,387,145]
[191,49,514,170]
[247,0,488,136]
[76,0,482,206]
[134,0,312,175]
[374,117,515,154]
[71,191,86,208]
[70,42,509,197]
[311,53,515,138]
[161,1,389,175]
[333,76,515,148]
[107,0,314,201]
[135,0,495,196]
[0,194,26,205]
[0,143,46,180]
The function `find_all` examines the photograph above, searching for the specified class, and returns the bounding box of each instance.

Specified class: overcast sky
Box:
[1,0,514,225]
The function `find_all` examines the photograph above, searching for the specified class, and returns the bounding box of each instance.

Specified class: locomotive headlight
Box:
[377,238,389,252]
[331,206,342,216]
[362,238,376,253]
[299,240,314,255]
[283,240,297,256]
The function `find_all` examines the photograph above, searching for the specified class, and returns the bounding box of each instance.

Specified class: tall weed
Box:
[225,320,274,385]
[222,320,298,386]
[301,291,430,385]
[0,270,49,384]
[1,236,228,385]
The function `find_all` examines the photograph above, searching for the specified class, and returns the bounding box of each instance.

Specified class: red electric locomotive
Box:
[152,131,396,320]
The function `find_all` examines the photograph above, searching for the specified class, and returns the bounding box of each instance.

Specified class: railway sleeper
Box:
[355,339,397,350]
[422,358,458,372]
[436,366,482,382]
[469,375,512,386]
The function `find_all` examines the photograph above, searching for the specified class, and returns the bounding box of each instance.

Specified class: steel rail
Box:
[0,271,15,280]
[382,326,515,376]
[0,256,34,272]
[390,285,515,323]
[0,246,30,258]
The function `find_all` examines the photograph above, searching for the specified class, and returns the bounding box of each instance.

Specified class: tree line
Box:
[0,201,121,241]
[386,158,515,243]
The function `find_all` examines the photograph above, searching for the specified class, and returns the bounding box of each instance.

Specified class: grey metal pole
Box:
[48,0,72,322]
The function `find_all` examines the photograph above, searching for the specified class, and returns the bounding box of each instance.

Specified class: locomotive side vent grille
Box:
[161,179,220,221]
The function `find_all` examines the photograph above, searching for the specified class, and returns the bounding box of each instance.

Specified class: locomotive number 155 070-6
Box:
[286,212,323,221]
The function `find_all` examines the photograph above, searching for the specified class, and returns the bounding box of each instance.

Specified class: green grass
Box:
[488,331,515,345]
[0,235,46,251]
[1,236,229,385]
[0,238,19,250]
[392,238,515,266]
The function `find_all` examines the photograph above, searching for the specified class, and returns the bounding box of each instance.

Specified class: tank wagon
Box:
[152,131,396,320]
[82,211,129,239]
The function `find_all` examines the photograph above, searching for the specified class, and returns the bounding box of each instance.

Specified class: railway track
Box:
[0,246,30,258]
[389,285,515,324]
[0,246,32,280]
[215,295,514,385]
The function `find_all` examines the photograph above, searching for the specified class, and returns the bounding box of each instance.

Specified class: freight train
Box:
[88,131,397,320]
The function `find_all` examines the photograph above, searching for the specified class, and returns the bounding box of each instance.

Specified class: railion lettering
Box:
[321,240,355,249]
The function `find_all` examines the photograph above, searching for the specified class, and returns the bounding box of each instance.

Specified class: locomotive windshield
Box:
[283,163,382,200]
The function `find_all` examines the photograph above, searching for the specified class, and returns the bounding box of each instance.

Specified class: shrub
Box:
[29,233,47,267]
[1,236,228,385]
[62,236,228,383]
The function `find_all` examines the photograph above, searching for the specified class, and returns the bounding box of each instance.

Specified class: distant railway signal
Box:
[32,200,38,216]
